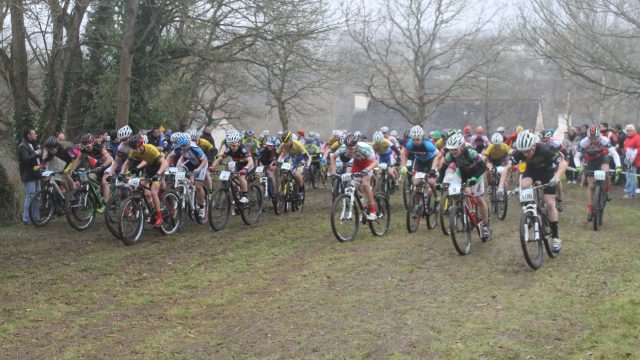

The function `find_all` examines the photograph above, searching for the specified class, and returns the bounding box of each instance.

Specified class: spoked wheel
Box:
[331,194,359,242]
[105,195,126,239]
[450,203,471,255]
[439,192,450,235]
[592,186,601,231]
[291,184,304,213]
[194,191,209,225]
[540,213,557,259]
[65,187,97,231]
[520,212,544,270]
[369,193,390,236]
[426,193,439,230]
[159,191,181,235]
[240,184,263,225]
[118,196,145,245]
[331,176,341,201]
[402,176,412,210]
[29,190,55,226]
[275,176,289,215]
[406,193,422,233]
[496,192,508,220]
[209,189,231,231]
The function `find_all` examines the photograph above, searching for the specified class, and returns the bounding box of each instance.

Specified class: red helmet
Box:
[476,126,484,134]
[463,125,472,134]
[588,124,600,139]
[296,130,305,137]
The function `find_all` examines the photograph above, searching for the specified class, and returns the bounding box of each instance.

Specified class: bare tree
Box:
[115,0,140,129]
[346,0,501,126]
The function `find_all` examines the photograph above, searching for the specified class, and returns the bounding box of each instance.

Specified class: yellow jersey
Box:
[484,143,511,161]
[372,139,393,154]
[197,138,214,154]
[278,140,309,157]
[435,138,445,150]
[128,144,162,164]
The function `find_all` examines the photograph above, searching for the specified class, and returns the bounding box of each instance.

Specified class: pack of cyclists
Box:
[29,121,629,268]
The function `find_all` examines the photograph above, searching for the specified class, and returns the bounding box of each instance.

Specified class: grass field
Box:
[1,182,640,359]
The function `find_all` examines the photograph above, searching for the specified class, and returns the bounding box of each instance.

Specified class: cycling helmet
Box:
[189,129,201,140]
[339,133,346,145]
[380,126,390,134]
[80,133,94,145]
[516,125,524,133]
[282,131,292,142]
[463,125,472,134]
[142,134,148,144]
[344,132,359,147]
[496,126,505,133]
[514,130,538,151]
[45,136,58,149]
[541,128,554,138]
[332,129,342,137]
[446,133,465,149]
[246,129,255,137]
[372,131,384,142]
[277,130,284,137]
[296,130,305,137]
[177,133,190,147]
[390,130,398,137]
[128,134,144,149]
[491,133,503,144]
[432,130,441,140]
[409,125,424,140]
[266,136,277,146]
[476,126,484,134]
[117,125,133,140]
[291,133,298,141]
[170,132,180,144]
[227,132,242,145]
[588,125,600,139]
[442,129,455,139]
[353,130,362,138]
[261,130,269,137]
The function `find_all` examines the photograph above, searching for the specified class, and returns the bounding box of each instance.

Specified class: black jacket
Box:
[17,139,41,182]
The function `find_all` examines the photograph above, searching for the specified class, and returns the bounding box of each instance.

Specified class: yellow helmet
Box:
[516,125,524,133]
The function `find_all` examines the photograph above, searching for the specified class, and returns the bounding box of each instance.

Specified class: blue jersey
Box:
[405,139,437,161]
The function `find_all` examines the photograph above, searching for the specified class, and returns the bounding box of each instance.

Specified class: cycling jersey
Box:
[128,144,163,165]
[197,138,214,154]
[81,143,109,160]
[484,143,511,161]
[243,137,261,155]
[278,140,309,158]
[405,139,437,161]
[180,145,207,164]
[444,148,486,180]
[42,141,79,166]
[574,135,621,169]
[372,139,393,155]
[116,142,133,158]
[335,142,376,160]
[434,138,445,150]
[511,143,562,173]
[220,144,252,170]
[257,146,277,166]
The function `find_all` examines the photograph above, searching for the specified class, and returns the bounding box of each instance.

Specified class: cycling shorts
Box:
[182,161,207,182]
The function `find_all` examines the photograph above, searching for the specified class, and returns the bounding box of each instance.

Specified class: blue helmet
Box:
[177,133,190,147]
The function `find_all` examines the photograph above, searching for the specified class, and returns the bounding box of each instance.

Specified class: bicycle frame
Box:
[339,173,367,222]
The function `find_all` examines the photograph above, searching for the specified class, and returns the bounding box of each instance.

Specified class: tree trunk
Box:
[10,0,33,137]
[277,101,289,131]
[66,43,84,140]
[115,0,141,130]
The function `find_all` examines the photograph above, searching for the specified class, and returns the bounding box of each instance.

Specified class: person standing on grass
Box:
[17,128,42,225]
[623,124,640,199]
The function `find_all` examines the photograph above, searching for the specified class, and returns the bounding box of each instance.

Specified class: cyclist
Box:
[70,133,114,210]
[372,130,400,187]
[120,135,169,226]
[257,136,279,196]
[175,133,209,219]
[540,128,567,211]
[401,125,439,200]
[574,125,622,221]
[304,134,322,183]
[463,125,473,142]
[277,131,311,200]
[189,129,215,193]
[483,132,511,187]
[243,129,261,157]
[497,130,567,253]
[331,133,379,220]
[209,132,254,204]
[504,125,524,146]
[437,133,491,240]
[468,126,490,153]
[39,136,80,191]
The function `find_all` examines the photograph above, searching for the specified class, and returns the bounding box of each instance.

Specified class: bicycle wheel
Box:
[598,185,606,227]
[29,190,55,226]
[331,194,359,242]
[119,196,145,245]
[209,189,231,231]
[275,175,288,215]
[426,193,438,230]
[241,184,263,225]
[159,191,181,235]
[439,192,450,235]
[540,213,557,259]
[104,195,125,239]
[496,191,508,220]
[291,183,304,213]
[402,176,412,210]
[369,193,390,236]
[450,203,471,255]
[65,187,97,231]
[331,176,340,201]
[194,191,209,225]
[520,212,543,270]
[592,186,601,231]
[406,193,421,233]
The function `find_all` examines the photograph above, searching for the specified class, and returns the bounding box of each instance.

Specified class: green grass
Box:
[1,184,640,358]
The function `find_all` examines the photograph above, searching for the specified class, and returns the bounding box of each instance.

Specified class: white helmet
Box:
[496,126,506,132]
[409,125,424,140]
[332,129,342,137]
[117,125,133,140]
[189,129,201,140]
[170,132,181,143]
[261,130,270,137]
[291,133,298,141]
[390,130,398,137]
[491,133,504,144]
[380,126,390,134]
[514,130,539,151]
[373,131,384,142]
[142,134,148,144]
[226,132,242,145]
[446,133,465,149]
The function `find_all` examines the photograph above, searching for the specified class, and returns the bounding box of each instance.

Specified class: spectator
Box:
[147,127,163,147]
[623,124,640,198]
[564,127,581,184]
[56,132,65,142]
[17,128,42,224]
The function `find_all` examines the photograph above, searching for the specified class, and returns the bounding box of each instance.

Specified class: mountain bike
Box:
[275,162,304,215]
[402,159,415,210]
[103,176,133,239]
[64,169,104,231]
[29,170,67,226]
[448,180,491,255]
[487,165,508,220]
[331,159,348,201]
[406,171,439,233]
[587,169,615,231]
[375,162,395,199]
[252,163,277,211]
[330,172,390,242]
[118,177,180,245]
[209,161,263,231]
[518,181,557,270]
[165,167,208,226]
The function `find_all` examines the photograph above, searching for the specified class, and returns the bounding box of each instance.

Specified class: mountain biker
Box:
[210,132,254,204]
[175,132,209,219]
[277,131,311,201]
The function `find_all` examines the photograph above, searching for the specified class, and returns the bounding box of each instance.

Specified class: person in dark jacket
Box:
[17,128,42,224]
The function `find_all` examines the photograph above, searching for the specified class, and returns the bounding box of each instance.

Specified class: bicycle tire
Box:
[450,203,471,255]
[497,191,508,220]
[406,194,421,233]
[540,213,557,258]
[104,195,125,239]
[369,193,390,236]
[275,174,288,214]
[240,184,263,225]
[598,185,606,227]
[426,193,438,230]
[520,212,543,269]
[331,193,359,242]
[593,185,601,231]
[118,196,145,245]
[159,191,181,235]
[209,189,231,231]
[65,187,97,231]
[439,191,450,235]
[402,176,412,210]
[29,190,55,226]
